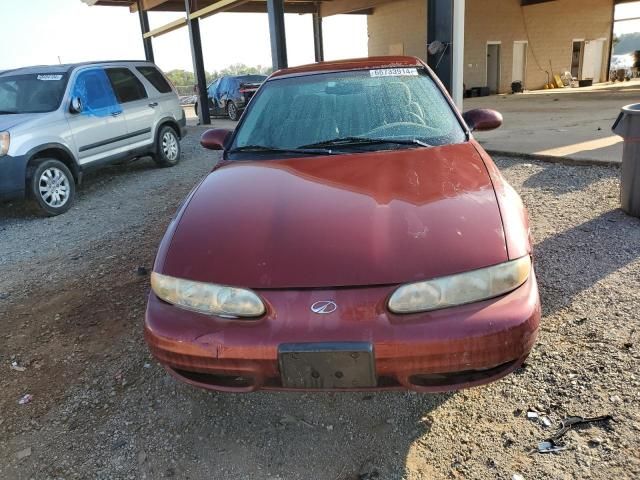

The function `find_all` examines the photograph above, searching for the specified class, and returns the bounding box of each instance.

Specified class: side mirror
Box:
[69,96,83,114]
[462,108,503,132]
[200,128,232,151]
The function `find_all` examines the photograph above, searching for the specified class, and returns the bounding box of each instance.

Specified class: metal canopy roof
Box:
[84,0,379,17]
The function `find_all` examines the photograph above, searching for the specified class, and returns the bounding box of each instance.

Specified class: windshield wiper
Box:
[0,110,18,114]
[300,136,432,149]
[228,144,335,155]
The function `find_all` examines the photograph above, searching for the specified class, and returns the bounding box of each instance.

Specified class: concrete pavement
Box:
[466,79,640,165]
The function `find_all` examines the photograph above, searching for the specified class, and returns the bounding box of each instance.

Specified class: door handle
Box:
[148,102,158,108]
[111,110,123,117]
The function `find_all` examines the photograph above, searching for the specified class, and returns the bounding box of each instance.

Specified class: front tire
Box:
[154,126,181,167]
[29,159,75,216]
[227,101,239,121]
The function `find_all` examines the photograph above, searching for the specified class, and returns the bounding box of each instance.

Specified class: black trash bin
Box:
[612,103,640,217]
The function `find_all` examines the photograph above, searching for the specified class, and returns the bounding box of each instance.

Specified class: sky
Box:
[1,0,638,72]
[0,0,368,72]
[615,2,640,35]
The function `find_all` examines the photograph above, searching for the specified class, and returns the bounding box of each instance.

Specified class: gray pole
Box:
[267,0,288,70]
[427,0,453,94]
[184,0,211,125]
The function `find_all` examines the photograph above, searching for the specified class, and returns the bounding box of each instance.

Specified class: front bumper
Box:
[145,272,540,393]
[0,154,27,200]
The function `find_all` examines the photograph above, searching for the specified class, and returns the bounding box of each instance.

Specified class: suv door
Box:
[67,68,129,165]
[135,65,177,118]
[105,67,155,149]
[207,79,221,115]
[218,77,233,109]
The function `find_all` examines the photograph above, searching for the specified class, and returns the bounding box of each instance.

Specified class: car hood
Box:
[0,113,37,131]
[161,142,508,288]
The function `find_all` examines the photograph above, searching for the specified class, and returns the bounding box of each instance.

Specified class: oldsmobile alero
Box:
[144,56,540,393]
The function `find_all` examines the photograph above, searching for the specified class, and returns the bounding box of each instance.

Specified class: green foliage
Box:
[614,33,640,55]
[164,64,272,87]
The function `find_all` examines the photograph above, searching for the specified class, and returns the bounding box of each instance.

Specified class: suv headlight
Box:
[151,272,265,318]
[0,132,9,156]
[388,256,531,314]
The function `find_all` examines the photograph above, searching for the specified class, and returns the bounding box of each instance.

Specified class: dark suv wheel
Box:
[227,101,239,121]
[28,158,76,216]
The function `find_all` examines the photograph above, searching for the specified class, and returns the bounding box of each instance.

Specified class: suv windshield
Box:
[230,68,466,156]
[0,73,69,114]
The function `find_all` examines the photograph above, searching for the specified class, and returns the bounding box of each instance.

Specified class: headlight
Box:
[0,132,9,156]
[388,256,531,314]
[151,272,265,318]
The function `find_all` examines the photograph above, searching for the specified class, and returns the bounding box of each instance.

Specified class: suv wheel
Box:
[29,159,75,216]
[154,125,181,167]
[227,101,239,121]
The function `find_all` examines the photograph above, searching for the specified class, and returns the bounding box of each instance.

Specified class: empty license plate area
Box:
[278,342,376,389]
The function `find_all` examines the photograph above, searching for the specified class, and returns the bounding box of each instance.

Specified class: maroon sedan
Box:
[145,56,540,393]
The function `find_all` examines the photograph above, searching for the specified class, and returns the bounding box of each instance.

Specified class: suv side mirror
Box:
[69,97,83,114]
[201,128,232,150]
[462,109,503,132]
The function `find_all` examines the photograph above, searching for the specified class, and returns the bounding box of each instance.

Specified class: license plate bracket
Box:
[279,342,376,389]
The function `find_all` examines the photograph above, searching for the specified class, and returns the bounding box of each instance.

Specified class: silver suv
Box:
[0,61,186,215]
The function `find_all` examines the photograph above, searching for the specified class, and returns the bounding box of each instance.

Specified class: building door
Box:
[512,41,528,87]
[487,43,501,94]
[582,39,605,83]
[571,40,584,79]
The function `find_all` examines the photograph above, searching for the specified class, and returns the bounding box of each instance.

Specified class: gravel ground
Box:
[0,132,639,479]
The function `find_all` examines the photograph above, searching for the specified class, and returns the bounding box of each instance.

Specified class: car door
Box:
[105,67,155,150]
[135,65,177,118]
[207,79,221,114]
[213,78,227,114]
[66,68,129,166]
[218,77,233,109]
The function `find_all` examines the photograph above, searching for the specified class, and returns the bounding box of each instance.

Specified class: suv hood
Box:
[160,143,508,288]
[0,113,37,132]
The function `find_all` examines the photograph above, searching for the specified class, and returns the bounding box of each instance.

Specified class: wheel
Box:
[154,125,181,167]
[227,101,239,121]
[28,159,75,216]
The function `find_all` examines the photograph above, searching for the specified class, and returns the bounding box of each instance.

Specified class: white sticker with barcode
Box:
[369,68,418,77]
[37,74,63,81]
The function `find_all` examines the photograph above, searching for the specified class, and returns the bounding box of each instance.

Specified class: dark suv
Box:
[195,74,266,121]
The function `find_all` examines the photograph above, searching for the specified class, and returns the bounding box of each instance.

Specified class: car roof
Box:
[0,60,154,77]
[269,56,424,79]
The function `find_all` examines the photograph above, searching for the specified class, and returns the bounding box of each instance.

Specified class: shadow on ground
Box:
[146,387,455,479]
[534,208,640,316]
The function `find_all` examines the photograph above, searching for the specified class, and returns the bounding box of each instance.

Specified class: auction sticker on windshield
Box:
[37,75,63,81]
[370,68,418,77]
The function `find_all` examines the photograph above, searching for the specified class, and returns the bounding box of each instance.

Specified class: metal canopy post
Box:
[428,0,464,108]
[451,0,465,108]
[184,0,211,125]
[427,0,453,94]
[267,0,288,70]
[137,0,155,62]
[312,12,324,63]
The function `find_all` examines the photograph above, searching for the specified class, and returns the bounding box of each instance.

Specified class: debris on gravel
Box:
[1,139,639,479]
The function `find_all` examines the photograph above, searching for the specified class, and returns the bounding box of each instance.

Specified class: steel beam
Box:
[185,0,211,124]
[267,0,288,70]
[451,0,464,108]
[137,0,155,62]
[312,12,324,62]
[427,0,453,95]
